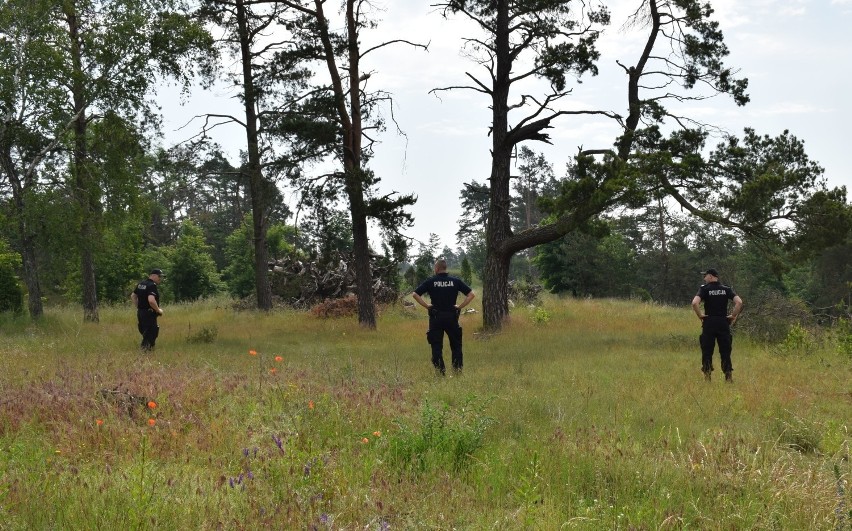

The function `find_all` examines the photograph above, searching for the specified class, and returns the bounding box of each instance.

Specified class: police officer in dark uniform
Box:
[691,268,743,382]
[131,269,164,351]
[412,258,475,375]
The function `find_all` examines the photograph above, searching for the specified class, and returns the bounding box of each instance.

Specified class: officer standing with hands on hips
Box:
[691,267,743,382]
[131,269,164,351]
[412,258,475,376]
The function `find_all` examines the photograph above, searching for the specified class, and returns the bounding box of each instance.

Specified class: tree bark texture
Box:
[314,0,376,329]
[235,0,272,311]
[482,0,513,330]
[67,6,99,322]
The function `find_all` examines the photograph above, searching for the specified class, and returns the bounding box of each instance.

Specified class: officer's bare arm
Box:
[148,294,163,315]
[131,292,138,305]
[691,295,704,320]
[728,295,743,324]
[456,291,475,310]
[412,292,432,309]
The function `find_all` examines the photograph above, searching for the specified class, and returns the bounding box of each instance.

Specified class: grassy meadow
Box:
[0,294,850,529]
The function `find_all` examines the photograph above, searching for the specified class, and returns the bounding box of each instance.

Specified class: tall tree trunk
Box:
[345,0,376,329]
[68,6,98,322]
[482,0,512,330]
[235,0,272,310]
[345,167,376,328]
[17,208,43,319]
[312,0,377,328]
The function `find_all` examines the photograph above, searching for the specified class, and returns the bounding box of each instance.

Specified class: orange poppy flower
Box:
[269,367,277,374]
[147,401,157,409]
[274,356,283,362]
[148,418,156,426]
[249,350,257,356]
[96,419,104,426]
[373,431,381,437]
[361,437,369,444]
[308,400,315,410]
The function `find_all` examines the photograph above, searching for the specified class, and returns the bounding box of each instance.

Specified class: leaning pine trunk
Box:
[236,0,272,310]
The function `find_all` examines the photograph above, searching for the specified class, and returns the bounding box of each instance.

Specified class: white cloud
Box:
[779,4,807,16]
[749,102,834,117]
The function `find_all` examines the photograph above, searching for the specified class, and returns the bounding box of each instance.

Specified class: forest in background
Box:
[1,0,850,338]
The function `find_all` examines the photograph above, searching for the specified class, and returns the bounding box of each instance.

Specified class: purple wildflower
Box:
[272,434,283,451]
[247,471,254,480]
[242,448,249,458]
[319,514,329,525]
[228,477,234,489]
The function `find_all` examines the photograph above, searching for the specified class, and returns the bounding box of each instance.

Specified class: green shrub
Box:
[532,307,550,325]
[835,318,852,358]
[508,279,543,305]
[772,323,816,357]
[460,257,473,285]
[387,396,494,474]
[186,325,218,344]
[167,221,223,302]
[740,290,812,343]
[0,240,23,314]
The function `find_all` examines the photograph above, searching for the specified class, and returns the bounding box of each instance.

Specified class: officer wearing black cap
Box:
[691,268,743,382]
[412,258,475,375]
[131,269,164,351]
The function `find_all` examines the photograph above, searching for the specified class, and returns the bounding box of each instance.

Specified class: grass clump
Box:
[387,395,494,474]
[185,324,218,344]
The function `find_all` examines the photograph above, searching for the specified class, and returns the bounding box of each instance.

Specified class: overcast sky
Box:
[160,0,852,251]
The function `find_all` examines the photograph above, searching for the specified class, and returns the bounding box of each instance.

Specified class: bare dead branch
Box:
[360,38,429,58]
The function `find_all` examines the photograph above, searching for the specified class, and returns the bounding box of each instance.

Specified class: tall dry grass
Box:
[0,294,849,529]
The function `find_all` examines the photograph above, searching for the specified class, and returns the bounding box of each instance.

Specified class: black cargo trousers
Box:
[700,315,733,374]
[427,308,463,375]
[137,308,160,351]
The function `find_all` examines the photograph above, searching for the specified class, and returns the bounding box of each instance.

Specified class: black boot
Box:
[724,371,733,383]
[703,370,711,382]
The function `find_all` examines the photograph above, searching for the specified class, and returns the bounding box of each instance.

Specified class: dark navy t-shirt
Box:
[696,281,736,317]
[414,273,472,311]
[133,279,160,310]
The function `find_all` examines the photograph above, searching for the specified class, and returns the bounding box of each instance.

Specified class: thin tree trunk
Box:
[67,6,98,322]
[235,0,272,311]
[657,199,669,297]
[19,232,43,319]
[0,146,43,318]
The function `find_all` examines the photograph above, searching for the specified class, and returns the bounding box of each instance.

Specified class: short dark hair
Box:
[150,269,164,277]
[701,268,719,277]
[434,258,448,272]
